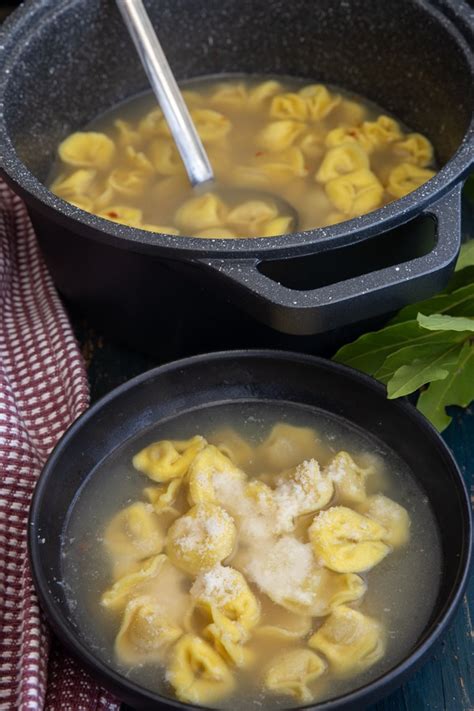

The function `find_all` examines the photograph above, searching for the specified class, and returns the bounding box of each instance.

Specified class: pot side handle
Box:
[197,185,463,337]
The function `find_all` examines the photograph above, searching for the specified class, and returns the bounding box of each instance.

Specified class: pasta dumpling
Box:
[387,163,435,198]
[107,169,150,198]
[260,215,294,237]
[325,168,384,216]
[51,169,97,199]
[210,82,247,110]
[299,84,341,121]
[115,595,182,665]
[259,146,308,183]
[208,427,255,469]
[393,133,434,167]
[114,119,143,149]
[282,566,366,617]
[204,608,255,668]
[273,459,334,533]
[258,120,305,152]
[104,501,164,562]
[133,435,206,482]
[257,423,320,472]
[191,108,232,143]
[166,503,237,575]
[359,494,411,547]
[101,553,166,611]
[264,648,327,702]
[143,479,182,516]
[138,107,164,138]
[174,193,228,232]
[270,93,309,122]
[187,444,247,506]
[309,605,385,676]
[361,115,402,149]
[248,80,282,107]
[58,132,116,171]
[149,138,184,176]
[227,200,278,234]
[191,564,260,636]
[316,144,369,183]
[325,450,373,505]
[309,506,390,573]
[167,634,235,704]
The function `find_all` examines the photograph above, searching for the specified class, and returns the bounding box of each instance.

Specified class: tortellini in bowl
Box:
[49,76,436,238]
[95,422,418,708]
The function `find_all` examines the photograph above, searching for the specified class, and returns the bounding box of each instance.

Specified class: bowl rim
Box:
[28,349,473,711]
[1,0,474,260]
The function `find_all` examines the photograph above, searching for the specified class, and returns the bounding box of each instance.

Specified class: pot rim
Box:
[28,349,473,711]
[0,0,473,260]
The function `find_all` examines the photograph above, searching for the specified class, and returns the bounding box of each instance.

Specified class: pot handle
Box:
[197,185,462,337]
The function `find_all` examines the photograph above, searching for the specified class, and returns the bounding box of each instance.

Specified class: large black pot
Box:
[0,0,473,357]
[28,351,472,710]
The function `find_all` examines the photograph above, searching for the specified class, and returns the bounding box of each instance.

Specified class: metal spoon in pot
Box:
[115,0,298,234]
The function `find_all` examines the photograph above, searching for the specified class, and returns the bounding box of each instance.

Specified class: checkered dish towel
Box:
[0,181,120,710]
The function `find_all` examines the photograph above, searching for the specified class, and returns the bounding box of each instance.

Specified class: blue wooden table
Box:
[78,328,473,711]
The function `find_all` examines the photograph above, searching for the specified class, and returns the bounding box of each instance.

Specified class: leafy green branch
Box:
[333,241,474,431]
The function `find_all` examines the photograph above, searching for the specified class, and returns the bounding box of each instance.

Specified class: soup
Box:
[48,76,436,238]
[62,402,441,708]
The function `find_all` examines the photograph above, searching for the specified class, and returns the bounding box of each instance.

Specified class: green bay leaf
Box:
[455,240,474,272]
[417,342,474,431]
[389,282,474,325]
[374,334,467,384]
[417,312,474,332]
[386,345,461,399]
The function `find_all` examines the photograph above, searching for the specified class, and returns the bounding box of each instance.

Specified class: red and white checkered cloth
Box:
[0,180,120,711]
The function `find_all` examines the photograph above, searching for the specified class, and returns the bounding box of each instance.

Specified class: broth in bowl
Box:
[62,401,441,708]
[48,75,436,238]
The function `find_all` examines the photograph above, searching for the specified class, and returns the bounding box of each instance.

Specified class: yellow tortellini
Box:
[58,131,115,171]
[256,423,320,472]
[187,444,247,506]
[115,595,182,664]
[309,506,390,573]
[265,648,327,702]
[325,450,373,505]
[104,501,164,563]
[51,78,436,237]
[99,420,418,707]
[174,193,228,232]
[132,435,206,482]
[208,427,255,469]
[144,479,182,516]
[167,634,235,704]
[299,84,341,121]
[359,494,411,547]
[101,554,166,611]
[326,168,384,216]
[166,503,237,575]
[316,144,369,183]
[309,605,386,676]
[258,120,305,152]
[387,163,436,198]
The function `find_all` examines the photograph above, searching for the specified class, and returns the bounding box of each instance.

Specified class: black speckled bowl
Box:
[28,351,472,710]
[0,0,473,354]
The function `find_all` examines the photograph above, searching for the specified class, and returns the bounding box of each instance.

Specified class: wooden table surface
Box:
[75,323,473,711]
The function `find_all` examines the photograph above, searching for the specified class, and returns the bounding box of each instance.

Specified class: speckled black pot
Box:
[0,0,473,356]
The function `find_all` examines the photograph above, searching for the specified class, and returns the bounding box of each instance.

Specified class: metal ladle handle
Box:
[116,0,214,187]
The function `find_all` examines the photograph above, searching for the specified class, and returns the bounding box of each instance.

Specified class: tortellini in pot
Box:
[359,494,411,547]
[361,115,402,149]
[270,93,309,122]
[264,648,327,702]
[325,450,373,505]
[281,566,366,617]
[115,595,182,665]
[299,84,341,121]
[143,478,182,516]
[167,634,235,704]
[174,193,228,232]
[257,120,305,152]
[309,506,390,573]
[204,608,255,668]
[101,553,166,611]
[227,199,278,234]
[325,168,384,216]
[258,146,308,183]
[187,444,247,507]
[133,435,206,482]
[273,458,334,533]
[149,138,184,176]
[190,564,260,637]
[247,80,282,108]
[114,119,143,149]
[255,611,312,641]
[166,503,237,575]
[104,501,165,563]
[256,423,320,472]
[51,169,97,200]
[316,143,369,183]
[190,108,232,143]
[208,427,255,469]
[210,82,248,110]
[393,132,434,167]
[58,131,116,171]
[387,163,435,198]
[309,605,386,676]
[107,168,151,198]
